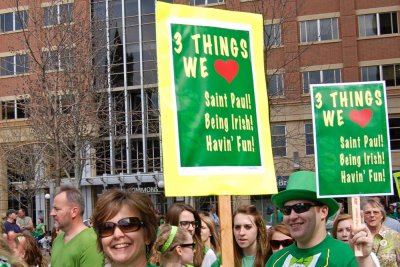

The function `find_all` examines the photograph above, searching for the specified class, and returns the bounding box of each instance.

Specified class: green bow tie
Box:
[289,255,314,266]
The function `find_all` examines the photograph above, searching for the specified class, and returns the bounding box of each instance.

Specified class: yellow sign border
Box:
[156,2,277,196]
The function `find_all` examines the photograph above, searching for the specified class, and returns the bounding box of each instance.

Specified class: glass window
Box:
[359,12,398,37]
[361,64,400,87]
[267,74,284,96]
[0,10,28,33]
[15,55,29,74]
[125,0,139,17]
[190,0,224,5]
[0,56,14,76]
[305,123,314,155]
[300,18,338,43]
[303,69,341,93]
[15,11,28,31]
[271,125,286,157]
[109,0,122,19]
[320,18,338,40]
[265,23,281,47]
[0,55,29,76]
[44,6,58,26]
[361,66,379,82]
[141,0,155,15]
[142,23,155,42]
[59,3,73,24]
[44,3,73,26]
[1,99,27,120]
[389,117,400,150]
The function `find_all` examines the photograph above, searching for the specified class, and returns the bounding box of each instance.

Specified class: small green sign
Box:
[311,82,393,197]
[170,23,261,167]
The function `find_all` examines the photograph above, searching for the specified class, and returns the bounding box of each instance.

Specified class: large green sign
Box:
[311,82,393,197]
[171,24,261,167]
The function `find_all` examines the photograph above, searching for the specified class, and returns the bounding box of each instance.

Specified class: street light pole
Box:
[44,193,51,231]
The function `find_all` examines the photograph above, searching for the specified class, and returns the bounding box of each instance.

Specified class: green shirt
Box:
[242,255,255,267]
[33,223,45,238]
[51,228,104,267]
[266,235,357,267]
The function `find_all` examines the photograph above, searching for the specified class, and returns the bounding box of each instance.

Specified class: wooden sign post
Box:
[218,196,234,267]
[351,196,362,256]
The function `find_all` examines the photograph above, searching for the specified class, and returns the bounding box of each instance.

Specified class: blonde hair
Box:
[0,235,28,267]
[199,212,221,255]
[149,224,191,265]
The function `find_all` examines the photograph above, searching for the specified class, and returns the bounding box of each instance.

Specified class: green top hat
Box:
[272,171,339,217]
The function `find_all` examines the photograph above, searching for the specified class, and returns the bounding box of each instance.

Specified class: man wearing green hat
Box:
[266,171,375,267]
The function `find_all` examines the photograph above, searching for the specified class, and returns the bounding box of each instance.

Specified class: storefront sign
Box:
[311,81,392,197]
[156,2,276,196]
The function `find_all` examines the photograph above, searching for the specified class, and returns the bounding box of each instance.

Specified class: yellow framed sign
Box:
[156,2,277,196]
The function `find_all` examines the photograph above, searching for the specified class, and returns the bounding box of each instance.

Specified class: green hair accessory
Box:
[160,226,178,253]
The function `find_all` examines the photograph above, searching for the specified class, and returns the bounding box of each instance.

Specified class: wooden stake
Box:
[351,196,363,256]
[218,195,234,267]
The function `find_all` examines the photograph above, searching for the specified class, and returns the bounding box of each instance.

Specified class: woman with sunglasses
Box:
[165,203,217,267]
[265,223,293,261]
[233,204,268,267]
[150,224,194,266]
[92,189,158,267]
[332,214,380,267]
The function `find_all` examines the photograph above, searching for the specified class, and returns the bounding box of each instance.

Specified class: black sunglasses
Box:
[179,243,196,250]
[280,202,320,215]
[98,217,144,238]
[179,221,199,229]
[270,239,294,249]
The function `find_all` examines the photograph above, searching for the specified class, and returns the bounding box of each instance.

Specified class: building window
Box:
[389,117,400,150]
[305,123,314,155]
[44,3,73,26]
[300,18,339,43]
[272,125,286,157]
[43,49,74,71]
[358,12,398,37]
[265,23,281,47]
[267,74,284,96]
[190,0,224,5]
[302,69,341,93]
[0,55,29,76]
[0,10,28,33]
[361,64,400,87]
[1,99,28,120]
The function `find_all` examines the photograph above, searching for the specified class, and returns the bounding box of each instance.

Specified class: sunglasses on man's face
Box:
[270,239,294,250]
[98,217,144,238]
[280,202,320,215]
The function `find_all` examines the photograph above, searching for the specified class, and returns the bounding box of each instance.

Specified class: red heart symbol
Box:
[349,109,373,128]
[214,59,239,84]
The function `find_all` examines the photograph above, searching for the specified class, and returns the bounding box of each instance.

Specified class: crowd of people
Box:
[1,170,400,266]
